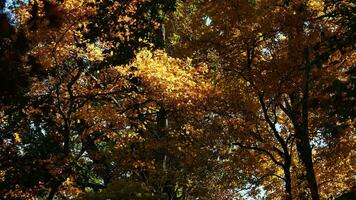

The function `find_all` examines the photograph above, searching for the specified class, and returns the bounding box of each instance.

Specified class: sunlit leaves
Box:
[118,49,216,110]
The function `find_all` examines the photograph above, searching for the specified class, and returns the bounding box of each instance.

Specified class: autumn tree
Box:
[0,0,179,199]
[1,0,354,199]
[165,0,355,199]
[1,0,224,199]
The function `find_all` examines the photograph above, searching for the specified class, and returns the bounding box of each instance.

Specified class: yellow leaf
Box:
[14,132,22,143]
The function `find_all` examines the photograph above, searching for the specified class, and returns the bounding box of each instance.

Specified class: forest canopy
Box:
[0,0,355,199]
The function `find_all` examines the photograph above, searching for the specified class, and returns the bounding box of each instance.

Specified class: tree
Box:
[1,0,354,199]
[1,1,225,199]
[165,0,355,199]
[0,0,178,199]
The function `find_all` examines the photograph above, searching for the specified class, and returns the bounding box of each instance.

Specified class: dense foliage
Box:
[0,0,354,199]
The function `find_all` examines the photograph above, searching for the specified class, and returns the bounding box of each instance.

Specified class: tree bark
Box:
[284,155,292,200]
[294,47,320,200]
[295,128,320,200]
[47,180,61,200]
[284,169,292,200]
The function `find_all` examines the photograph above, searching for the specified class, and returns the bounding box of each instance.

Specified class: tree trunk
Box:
[47,180,61,200]
[296,47,320,200]
[284,158,292,200]
[295,128,320,200]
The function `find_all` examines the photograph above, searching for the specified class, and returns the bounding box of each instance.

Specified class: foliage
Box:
[0,0,354,199]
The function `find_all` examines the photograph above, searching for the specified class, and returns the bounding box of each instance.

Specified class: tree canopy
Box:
[0,0,355,199]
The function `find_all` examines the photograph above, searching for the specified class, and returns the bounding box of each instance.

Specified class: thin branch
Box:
[232,142,284,167]
[258,94,287,153]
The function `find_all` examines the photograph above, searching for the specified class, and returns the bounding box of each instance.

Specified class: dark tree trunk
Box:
[295,128,320,200]
[284,157,292,200]
[296,48,320,200]
[285,47,320,200]
[47,180,61,200]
